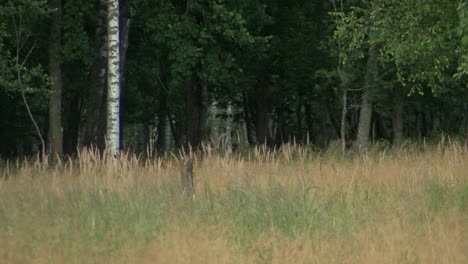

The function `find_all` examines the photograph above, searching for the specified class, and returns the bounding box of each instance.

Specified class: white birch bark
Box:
[106,0,121,160]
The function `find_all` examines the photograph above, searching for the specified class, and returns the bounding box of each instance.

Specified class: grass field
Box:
[0,143,467,263]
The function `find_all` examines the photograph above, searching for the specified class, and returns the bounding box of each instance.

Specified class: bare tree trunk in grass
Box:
[181,156,194,196]
[106,0,121,161]
[48,0,63,161]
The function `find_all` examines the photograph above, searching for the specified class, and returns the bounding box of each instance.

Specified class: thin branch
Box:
[12,11,46,156]
[20,40,36,68]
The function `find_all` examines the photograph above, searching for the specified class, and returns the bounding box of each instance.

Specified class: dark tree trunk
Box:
[340,88,348,153]
[416,107,424,141]
[63,94,80,155]
[83,0,107,151]
[243,93,257,146]
[118,0,133,150]
[356,47,378,152]
[186,79,208,149]
[317,95,329,149]
[392,88,404,148]
[48,0,63,160]
[465,113,468,146]
[304,103,313,144]
[328,99,342,139]
[255,80,269,146]
[296,93,304,143]
[156,91,168,153]
[168,113,181,148]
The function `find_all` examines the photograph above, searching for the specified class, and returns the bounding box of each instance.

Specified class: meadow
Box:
[0,143,467,263]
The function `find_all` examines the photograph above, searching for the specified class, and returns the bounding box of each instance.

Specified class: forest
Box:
[0,0,466,158]
[0,1,467,263]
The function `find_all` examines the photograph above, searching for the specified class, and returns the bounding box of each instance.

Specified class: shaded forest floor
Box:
[0,144,467,263]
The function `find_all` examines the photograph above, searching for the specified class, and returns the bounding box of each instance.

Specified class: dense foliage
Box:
[0,0,466,158]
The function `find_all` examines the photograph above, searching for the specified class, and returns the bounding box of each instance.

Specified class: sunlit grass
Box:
[0,143,467,263]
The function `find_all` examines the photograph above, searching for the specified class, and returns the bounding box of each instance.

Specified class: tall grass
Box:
[0,143,467,263]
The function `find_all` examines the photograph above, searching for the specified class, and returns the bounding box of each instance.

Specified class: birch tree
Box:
[106,0,120,160]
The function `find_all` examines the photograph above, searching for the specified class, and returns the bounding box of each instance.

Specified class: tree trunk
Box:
[165,115,173,151]
[118,0,133,150]
[225,102,233,154]
[304,103,313,145]
[156,91,168,153]
[317,95,329,149]
[209,101,220,145]
[340,87,348,153]
[186,79,208,149]
[255,82,269,145]
[416,107,424,141]
[168,113,181,147]
[296,94,304,143]
[84,0,107,151]
[356,47,378,152]
[63,94,80,155]
[48,0,63,160]
[106,0,121,160]
[392,89,404,148]
[243,93,257,145]
[465,112,468,146]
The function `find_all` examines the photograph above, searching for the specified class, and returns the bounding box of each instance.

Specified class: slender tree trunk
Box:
[168,113,181,147]
[356,47,378,152]
[106,0,121,160]
[255,83,269,146]
[118,0,133,149]
[84,0,107,151]
[392,88,404,148]
[186,79,208,149]
[296,94,304,143]
[416,107,424,141]
[317,95,329,149]
[48,0,63,160]
[165,115,173,151]
[119,1,132,75]
[304,103,313,144]
[209,101,220,145]
[63,94,80,155]
[225,102,233,154]
[340,87,348,153]
[465,112,468,146]
[276,109,286,144]
[243,93,257,146]
[156,91,168,153]
[254,61,270,146]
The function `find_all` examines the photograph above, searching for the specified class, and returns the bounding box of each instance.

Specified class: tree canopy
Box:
[0,0,466,158]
